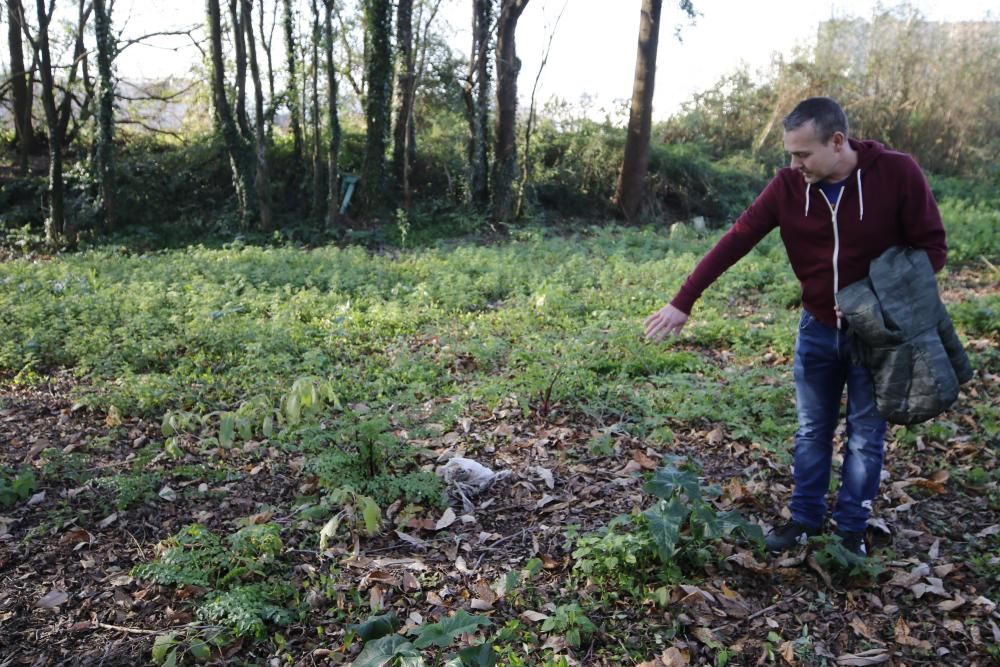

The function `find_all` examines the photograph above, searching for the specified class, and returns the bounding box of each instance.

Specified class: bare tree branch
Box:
[115,27,201,57]
[332,1,363,102]
[115,80,199,103]
[116,117,185,138]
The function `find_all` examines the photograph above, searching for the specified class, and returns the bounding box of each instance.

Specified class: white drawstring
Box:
[857,168,864,221]
[804,183,810,216]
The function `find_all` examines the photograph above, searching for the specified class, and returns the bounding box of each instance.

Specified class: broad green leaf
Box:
[522,558,543,578]
[285,393,301,425]
[456,642,497,667]
[503,569,519,595]
[237,417,253,441]
[11,472,37,499]
[411,609,492,649]
[219,413,236,448]
[352,635,417,667]
[188,638,212,661]
[262,415,274,438]
[164,437,183,459]
[644,464,702,502]
[319,513,342,551]
[162,648,178,667]
[643,497,689,559]
[151,633,177,664]
[691,502,723,539]
[360,496,382,535]
[161,414,176,437]
[349,613,401,642]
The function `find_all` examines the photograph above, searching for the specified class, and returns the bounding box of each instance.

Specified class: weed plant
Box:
[132,522,293,639]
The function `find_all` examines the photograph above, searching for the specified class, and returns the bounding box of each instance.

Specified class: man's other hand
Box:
[644,304,689,342]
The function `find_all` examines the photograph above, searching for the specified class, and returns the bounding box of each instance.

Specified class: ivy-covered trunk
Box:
[228,0,252,141]
[392,0,416,206]
[207,0,256,227]
[34,0,66,246]
[614,0,662,220]
[93,0,116,230]
[323,0,341,227]
[282,0,305,168]
[309,0,324,219]
[361,0,394,213]
[491,0,529,222]
[242,0,273,231]
[7,0,35,175]
[468,0,493,209]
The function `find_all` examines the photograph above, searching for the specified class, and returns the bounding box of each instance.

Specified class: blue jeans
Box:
[790,311,887,533]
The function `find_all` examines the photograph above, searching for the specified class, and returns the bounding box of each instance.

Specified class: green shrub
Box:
[132,522,291,638]
[572,457,763,595]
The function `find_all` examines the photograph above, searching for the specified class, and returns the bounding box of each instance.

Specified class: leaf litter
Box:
[0,273,997,665]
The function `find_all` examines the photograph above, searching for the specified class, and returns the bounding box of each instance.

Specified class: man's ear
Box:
[831,131,846,151]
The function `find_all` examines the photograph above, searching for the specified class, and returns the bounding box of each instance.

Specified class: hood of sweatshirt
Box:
[803,138,887,221]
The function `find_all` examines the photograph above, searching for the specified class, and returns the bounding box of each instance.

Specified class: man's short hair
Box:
[783,97,849,143]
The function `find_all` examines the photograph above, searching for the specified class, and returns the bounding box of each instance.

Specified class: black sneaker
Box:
[834,529,868,558]
[765,520,822,552]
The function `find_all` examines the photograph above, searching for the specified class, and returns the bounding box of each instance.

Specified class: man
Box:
[644,97,946,556]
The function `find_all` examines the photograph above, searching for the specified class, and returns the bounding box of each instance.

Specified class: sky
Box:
[113,0,997,121]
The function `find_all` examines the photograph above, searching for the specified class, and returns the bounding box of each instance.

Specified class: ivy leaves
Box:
[350,609,494,667]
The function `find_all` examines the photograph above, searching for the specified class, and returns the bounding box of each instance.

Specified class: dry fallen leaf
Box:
[533,466,555,489]
[690,626,720,648]
[975,524,1000,538]
[937,595,966,612]
[520,610,549,623]
[888,562,930,588]
[37,590,69,609]
[637,646,690,667]
[849,616,876,640]
[726,550,770,573]
[633,450,659,471]
[941,619,965,634]
[894,617,932,650]
[835,648,890,665]
[779,640,796,664]
[434,508,457,530]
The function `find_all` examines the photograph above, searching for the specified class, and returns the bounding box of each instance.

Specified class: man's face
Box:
[783,120,844,184]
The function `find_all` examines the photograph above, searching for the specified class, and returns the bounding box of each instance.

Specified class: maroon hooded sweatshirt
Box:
[670,139,947,328]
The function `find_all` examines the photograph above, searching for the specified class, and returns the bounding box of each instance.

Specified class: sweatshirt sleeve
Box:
[899,155,947,272]
[670,175,781,314]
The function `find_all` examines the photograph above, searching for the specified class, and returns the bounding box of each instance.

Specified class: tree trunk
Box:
[614,0,662,220]
[491,0,528,222]
[56,0,93,147]
[361,0,394,213]
[310,0,323,219]
[465,0,492,208]
[323,0,341,227]
[7,0,35,174]
[93,0,116,230]
[33,0,66,246]
[242,0,273,231]
[257,0,278,129]
[282,0,304,167]
[392,0,415,206]
[208,0,255,226]
[228,0,252,141]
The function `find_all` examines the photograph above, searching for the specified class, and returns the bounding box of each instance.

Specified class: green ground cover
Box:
[1,194,997,664]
